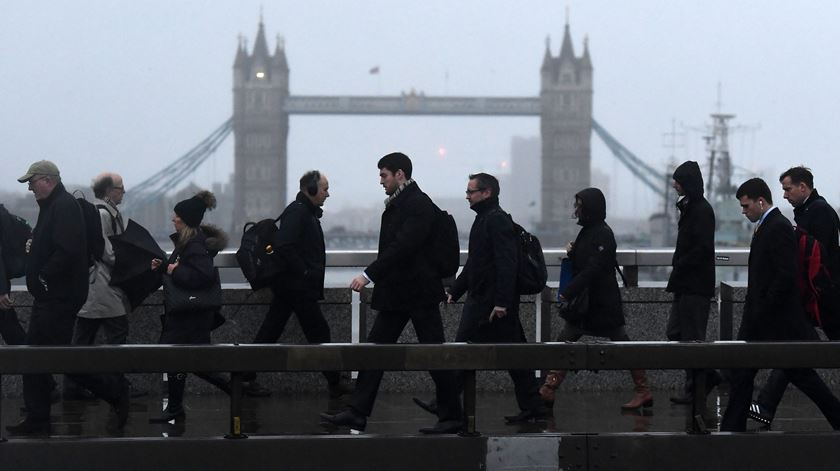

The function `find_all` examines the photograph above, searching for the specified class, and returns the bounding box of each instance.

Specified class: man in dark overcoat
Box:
[720,177,840,431]
[320,152,462,434]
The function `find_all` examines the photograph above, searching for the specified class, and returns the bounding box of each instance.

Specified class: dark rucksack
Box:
[429,208,460,279]
[795,227,835,326]
[75,195,105,267]
[511,219,548,295]
[236,216,284,291]
[0,204,32,279]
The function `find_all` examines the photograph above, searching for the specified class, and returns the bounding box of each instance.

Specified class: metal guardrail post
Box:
[460,370,479,437]
[225,371,247,439]
[358,294,368,343]
[622,266,639,287]
[539,286,552,343]
[719,282,734,341]
[0,374,5,443]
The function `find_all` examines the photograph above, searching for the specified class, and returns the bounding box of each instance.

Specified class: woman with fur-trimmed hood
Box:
[149,190,230,423]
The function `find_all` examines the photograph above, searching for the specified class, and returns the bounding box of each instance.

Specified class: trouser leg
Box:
[294,298,340,385]
[755,369,790,415]
[349,310,410,417]
[412,304,462,422]
[24,302,76,421]
[785,367,840,430]
[0,307,26,345]
[720,368,758,431]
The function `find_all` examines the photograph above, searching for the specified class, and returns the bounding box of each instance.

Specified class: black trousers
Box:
[721,366,840,431]
[666,294,721,394]
[0,307,26,345]
[250,290,338,384]
[350,304,462,422]
[65,316,129,393]
[755,324,840,415]
[454,302,542,412]
[24,301,123,421]
[72,316,129,345]
[159,309,229,394]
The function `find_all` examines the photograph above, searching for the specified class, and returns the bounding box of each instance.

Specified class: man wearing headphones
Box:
[243,170,351,399]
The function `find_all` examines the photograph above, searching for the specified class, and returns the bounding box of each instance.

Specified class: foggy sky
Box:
[2,1,839,220]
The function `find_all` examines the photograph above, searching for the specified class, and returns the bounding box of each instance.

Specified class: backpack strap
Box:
[95,204,118,235]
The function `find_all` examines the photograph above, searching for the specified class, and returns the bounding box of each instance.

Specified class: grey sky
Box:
[2,1,839,220]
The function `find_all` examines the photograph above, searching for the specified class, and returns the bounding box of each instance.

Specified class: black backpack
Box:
[511,219,548,295]
[429,208,460,279]
[795,227,835,327]
[75,195,105,267]
[236,216,284,291]
[0,204,32,279]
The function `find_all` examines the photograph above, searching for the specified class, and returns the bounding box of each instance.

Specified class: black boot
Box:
[150,373,186,423]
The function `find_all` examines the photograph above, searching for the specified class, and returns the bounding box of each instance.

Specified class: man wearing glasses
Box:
[64,173,137,400]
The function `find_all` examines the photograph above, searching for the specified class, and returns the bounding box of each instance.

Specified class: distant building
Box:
[501,136,541,231]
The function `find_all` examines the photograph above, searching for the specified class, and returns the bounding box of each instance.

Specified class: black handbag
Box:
[557,288,590,322]
[162,268,222,315]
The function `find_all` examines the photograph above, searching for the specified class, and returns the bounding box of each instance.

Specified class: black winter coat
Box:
[166,225,227,295]
[26,183,88,307]
[562,188,624,331]
[272,192,326,300]
[366,183,446,311]
[740,208,817,341]
[793,189,840,274]
[449,197,517,309]
[666,161,716,297]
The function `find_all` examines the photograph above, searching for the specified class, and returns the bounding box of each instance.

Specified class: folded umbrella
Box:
[110,219,166,310]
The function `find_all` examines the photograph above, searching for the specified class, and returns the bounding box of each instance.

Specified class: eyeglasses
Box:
[465,188,486,195]
[113,186,125,192]
[27,176,47,188]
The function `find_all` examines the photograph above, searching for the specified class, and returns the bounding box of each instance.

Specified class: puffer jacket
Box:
[166,224,228,293]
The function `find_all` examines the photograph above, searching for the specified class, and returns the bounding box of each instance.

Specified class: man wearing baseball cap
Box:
[8,161,129,435]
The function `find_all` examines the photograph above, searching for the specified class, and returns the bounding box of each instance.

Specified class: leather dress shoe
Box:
[504,407,551,424]
[419,419,463,434]
[320,409,367,431]
[6,418,51,436]
[412,397,438,416]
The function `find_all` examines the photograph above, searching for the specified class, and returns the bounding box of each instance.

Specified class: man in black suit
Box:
[720,177,840,432]
[320,152,462,434]
[750,166,840,425]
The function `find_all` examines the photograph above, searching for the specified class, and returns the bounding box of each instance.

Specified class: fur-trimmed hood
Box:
[200,224,228,254]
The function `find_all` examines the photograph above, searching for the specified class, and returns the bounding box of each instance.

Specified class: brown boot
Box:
[621,369,653,410]
[539,370,567,407]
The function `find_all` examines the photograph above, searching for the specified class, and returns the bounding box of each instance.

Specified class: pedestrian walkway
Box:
[2,387,836,439]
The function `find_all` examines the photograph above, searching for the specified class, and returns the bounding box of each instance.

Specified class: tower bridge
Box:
[230,18,591,245]
[125,18,668,246]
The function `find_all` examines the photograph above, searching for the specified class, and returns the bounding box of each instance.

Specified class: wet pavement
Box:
[2,383,837,439]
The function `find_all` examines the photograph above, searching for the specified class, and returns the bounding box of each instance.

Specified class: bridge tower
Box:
[539,20,593,244]
[232,19,289,229]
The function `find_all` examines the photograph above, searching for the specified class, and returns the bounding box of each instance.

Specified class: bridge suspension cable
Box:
[122,118,233,214]
[591,119,668,198]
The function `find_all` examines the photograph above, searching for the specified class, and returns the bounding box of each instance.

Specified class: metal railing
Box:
[0,341,835,439]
